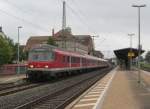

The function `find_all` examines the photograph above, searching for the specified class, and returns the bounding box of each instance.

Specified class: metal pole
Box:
[91,35,99,55]
[62,1,66,30]
[132,4,146,84]
[17,26,22,75]
[130,35,132,70]
[62,1,66,49]
[138,7,141,83]
[128,33,135,70]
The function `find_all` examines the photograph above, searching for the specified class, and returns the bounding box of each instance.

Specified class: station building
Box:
[25,28,104,58]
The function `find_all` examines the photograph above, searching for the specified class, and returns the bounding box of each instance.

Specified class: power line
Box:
[66,4,96,34]
[66,2,108,46]
[2,0,33,15]
[67,0,102,34]
[3,0,66,33]
[60,0,98,34]
[0,9,48,32]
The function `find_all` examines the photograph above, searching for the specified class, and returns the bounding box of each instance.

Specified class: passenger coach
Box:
[27,44,109,80]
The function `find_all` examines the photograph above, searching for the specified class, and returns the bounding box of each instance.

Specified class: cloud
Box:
[0,0,149,57]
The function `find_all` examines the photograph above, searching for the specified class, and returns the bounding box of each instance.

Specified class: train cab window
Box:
[29,50,55,61]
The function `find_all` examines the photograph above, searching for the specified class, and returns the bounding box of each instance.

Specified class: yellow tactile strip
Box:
[69,68,117,109]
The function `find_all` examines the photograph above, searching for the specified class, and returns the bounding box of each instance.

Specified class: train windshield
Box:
[29,49,54,61]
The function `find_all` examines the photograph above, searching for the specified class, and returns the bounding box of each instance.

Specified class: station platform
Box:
[66,67,150,109]
[0,74,26,84]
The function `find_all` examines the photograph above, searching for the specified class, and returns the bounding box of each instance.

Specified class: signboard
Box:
[128,52,135,57]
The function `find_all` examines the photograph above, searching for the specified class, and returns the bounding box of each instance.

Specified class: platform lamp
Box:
[128,33,135,70]
[17,26,23,75]
[91,35,99,55]
[132,4,146,83]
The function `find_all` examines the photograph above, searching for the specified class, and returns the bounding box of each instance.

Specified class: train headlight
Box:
[30,65,34,68]
[45,65,49,68]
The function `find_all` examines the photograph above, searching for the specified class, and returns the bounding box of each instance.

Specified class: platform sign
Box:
[128,52,135,57]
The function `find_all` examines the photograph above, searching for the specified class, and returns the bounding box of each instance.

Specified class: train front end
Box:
[27,44,55,80]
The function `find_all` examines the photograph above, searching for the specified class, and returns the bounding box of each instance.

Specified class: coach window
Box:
[77,57,79,63]
[75,57,77,63]
[54,53,57,60]
[65,56,67,63]
[72,57,74,63]
[63,56,65,63]
[67,56,70,63]
[52,52,55,60]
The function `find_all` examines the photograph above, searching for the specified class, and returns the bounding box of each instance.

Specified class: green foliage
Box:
[145,51,150,63]
[0,34,28,66]
[140,62,150,71]
[0,35,13,66]
[47,37,57,46]
[8,40,28,63]
[6,37,17,62]
[20,47,28,61]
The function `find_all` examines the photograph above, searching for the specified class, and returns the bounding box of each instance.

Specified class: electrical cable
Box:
[0,9,48,32]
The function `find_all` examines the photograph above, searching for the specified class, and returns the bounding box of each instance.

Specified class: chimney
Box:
[52,28,55,37]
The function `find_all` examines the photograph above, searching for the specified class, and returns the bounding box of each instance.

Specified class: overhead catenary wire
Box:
[2,0,34,15]
[65,4,97,34]
[67,0,104,35]
[66,1,107,42]
[2,0,65,33]
[0,9,49,32]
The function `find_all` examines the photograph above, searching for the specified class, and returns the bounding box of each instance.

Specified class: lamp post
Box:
[132,4,146,83]
[91,35,99,55]
[128,33,135,70]
[17,26,22,74]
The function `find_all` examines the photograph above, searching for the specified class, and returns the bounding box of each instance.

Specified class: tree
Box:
[19,46,28,61]
[0,35,13,66]
[5,37,17,63]
[47,37,57,46]
[5,36,28,63]
[145,51,150,63]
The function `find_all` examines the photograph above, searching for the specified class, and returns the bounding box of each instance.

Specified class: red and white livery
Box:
[27,44,109,79]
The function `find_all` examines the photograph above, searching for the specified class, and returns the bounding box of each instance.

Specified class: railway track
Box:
[0,83,42,97]
[0,83,16,91]
[0,78,29,91]
[15,68,111,109]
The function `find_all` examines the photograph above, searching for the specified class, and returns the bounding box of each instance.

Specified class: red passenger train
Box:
[27,44,109,80]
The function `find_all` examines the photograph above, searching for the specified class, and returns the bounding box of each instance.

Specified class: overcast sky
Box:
[0,0,149,58]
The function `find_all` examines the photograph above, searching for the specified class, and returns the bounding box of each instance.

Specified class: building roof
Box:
[25,36,50,51]
[25,28,95,54]
[114,48,145,60]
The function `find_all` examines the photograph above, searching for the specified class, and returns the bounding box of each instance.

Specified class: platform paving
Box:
[101,70,139,109]
[100,68,150,109]
[66,67,150,109]
[66,68,117,109]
